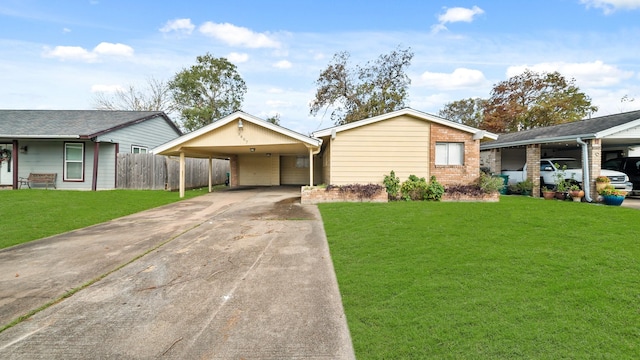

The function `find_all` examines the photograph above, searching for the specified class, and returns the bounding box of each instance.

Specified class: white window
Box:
[64,142,84,181]
[132,146,148,154]
[435,142,464,165]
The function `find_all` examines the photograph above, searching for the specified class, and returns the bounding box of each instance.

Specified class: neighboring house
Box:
[0,110,182,190]
[153,108,497,197]
[480,109,640,199]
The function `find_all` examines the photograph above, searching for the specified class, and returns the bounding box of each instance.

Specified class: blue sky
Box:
[1,0,640,134]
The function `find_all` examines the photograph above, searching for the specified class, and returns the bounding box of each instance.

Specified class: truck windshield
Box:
[553,159,581,169]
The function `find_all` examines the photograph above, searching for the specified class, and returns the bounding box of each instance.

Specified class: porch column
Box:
[12,140,18,190]
[588,139,602,200]
[526,144,541,197]
[491,148,501,175]
[92,142,100,191]
[208,156,212,193]
[179,151,185,198]
[309,147,314,186]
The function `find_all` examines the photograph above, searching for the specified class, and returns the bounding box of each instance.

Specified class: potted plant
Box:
[516,179,533,196]
[568,184,584,202]
[598,185,626,206]
[595,175,610,192]
[553,163,570,200]
[542,186,556,200]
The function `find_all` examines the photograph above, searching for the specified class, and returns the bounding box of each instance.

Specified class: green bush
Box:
[400,175,428,201]
[426,176,445,201]
[383,170,400,200]
[478,172,505,193]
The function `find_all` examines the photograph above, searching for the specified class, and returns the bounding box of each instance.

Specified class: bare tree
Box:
[92,77,175,113]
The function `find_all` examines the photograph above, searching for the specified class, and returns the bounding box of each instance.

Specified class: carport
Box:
[153,112,322,197]
[481,109,640,199]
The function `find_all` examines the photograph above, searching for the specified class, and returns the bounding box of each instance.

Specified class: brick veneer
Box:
[430,123,480,186]
[526,144,541,198]
[229,155,239,187]
[301,186,388,204]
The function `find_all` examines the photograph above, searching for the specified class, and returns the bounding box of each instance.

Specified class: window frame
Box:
[435,142,464,166]
[131,145,148,154]
[64,142,85,182]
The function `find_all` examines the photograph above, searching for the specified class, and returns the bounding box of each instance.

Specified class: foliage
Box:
[595,175,610,183]
[0,188,210,249]
[265,113,281,126]
[478,172,505,193]
[400,175,428,201]
[445,184,484,197]
[553,163,571,192]
[382,170,400,199]
[425,175,445,201]
[438,97,486,128]
[598,185,626,196]
[310,47,413,125]
[482,69,598,133]
[169,53,247,131]
[517,178,534,192]
[92,77,175,115]
[319,197,640,359]
[569,184,581,191]
[326,184,385,199]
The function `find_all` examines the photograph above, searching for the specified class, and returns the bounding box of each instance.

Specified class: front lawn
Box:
[319,196,640,359]
[0,188,211,249]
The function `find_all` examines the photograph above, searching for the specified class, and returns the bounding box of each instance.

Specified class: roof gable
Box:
[312,108,497,140]
[0,110,181,138]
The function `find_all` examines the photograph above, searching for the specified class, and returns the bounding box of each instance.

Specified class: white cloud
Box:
[432,6,484,33]
[91,84,124,93]
[42,42,133,62]
[273,60,292,69]
[93,42,134,57]
[227,52,249,63]
[62,28,71,33]
[417,68,487,89]
[580,0,640,14]
[266,99,291,107]
[199,22,280,48]
[160,18,195,35]
[507,61,635,87]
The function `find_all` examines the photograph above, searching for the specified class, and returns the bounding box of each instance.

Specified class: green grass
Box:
[0,188,215,249]
[319,196,640,359]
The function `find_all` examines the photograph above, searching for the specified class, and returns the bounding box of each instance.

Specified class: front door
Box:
[0,144,13,186]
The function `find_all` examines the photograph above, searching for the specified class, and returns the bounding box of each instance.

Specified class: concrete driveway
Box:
[0,187,355,359]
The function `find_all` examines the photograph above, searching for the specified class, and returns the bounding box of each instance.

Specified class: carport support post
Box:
[179,151,185,198]
[526,144,541,197]
[208,156,213,193]
[308,148,314,186]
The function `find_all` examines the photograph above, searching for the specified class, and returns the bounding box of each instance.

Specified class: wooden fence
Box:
[116,153,229,190]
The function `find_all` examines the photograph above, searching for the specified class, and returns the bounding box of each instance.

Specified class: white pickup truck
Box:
[502,158,633,191]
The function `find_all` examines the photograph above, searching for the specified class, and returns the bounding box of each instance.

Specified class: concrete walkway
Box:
[0,187,355,359]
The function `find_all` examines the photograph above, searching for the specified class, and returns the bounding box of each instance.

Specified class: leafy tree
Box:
[482,69,597,133]
[169,53,247,131]
[92,77,175,113]
[310,47,413,125]
[438,97,486,128]
[265,113,281,126]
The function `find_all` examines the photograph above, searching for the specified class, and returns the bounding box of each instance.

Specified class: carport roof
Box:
[480,109,640,150]
[152,111,321,158]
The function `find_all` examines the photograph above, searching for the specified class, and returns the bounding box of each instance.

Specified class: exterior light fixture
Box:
[250,148,255,152]
[266,153,271,157]
[238,119,243,129]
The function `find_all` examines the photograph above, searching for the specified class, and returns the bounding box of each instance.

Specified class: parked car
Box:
[502,158,633,192]
[602,157,640,196]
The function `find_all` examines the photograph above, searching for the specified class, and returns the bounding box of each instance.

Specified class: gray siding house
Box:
[0,110,182,190]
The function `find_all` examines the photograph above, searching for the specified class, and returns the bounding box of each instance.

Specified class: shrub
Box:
[425,176,445,201]
[478,172,504,193]
[326,183,385,199]
[400,175,428,201]
[383,170,400,200]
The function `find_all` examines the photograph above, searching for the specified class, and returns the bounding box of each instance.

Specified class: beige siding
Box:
[329,115,430,185]
[185,121,302,148]
[238,154,280,186]
[280,155,310,185]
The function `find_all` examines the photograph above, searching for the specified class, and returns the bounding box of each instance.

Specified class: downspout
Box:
[576,137,592,202]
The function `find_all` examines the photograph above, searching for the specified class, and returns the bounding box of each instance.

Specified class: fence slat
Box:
[116,154,229,190]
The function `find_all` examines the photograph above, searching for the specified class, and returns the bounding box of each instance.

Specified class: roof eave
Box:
[480,134,597,150]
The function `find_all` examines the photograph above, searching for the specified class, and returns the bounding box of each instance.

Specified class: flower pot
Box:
[569,190,584,202]
[542,191,555,200]
[602,194,625,206]
[555,191,566,200]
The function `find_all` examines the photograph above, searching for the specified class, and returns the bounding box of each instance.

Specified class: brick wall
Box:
[526,144,541,197]
[301,186,388,204]
[430,123,480,186]
[229,155,238,187]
